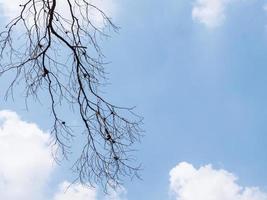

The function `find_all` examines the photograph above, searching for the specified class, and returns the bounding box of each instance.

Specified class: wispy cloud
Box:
[169,162,267,200]
[53,182,97,200]
[192,0,231,28]
[53,181,127,200]
[0,110,125,200]
[0,0,117,27]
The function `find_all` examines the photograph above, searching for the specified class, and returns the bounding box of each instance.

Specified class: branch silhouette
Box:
[0,0,142,190]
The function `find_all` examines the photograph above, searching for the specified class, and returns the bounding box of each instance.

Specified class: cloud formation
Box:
[0,0,116,27]
[0,110,125,200]
[169,162,267,200]
[104,185,127,200]
[53,182,97,200]
[0,110,53,200]
[192,0,231,28]
[53,181,127,200]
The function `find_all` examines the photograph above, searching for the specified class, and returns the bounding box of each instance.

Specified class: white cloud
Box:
[0,110,126,200]
[169,162,267,200]
[53,181,127,200]
[0,110,54,200]
[53,182,97,200]
[0,0,116,27]
[192,0,231,28]
[104,185,127,200]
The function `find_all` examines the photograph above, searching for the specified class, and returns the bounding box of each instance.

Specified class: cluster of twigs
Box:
[0,0,142,189]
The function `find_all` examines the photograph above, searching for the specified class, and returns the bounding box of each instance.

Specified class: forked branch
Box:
[0,0,142,189]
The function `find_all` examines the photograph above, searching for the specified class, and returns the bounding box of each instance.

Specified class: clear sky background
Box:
[0,0,267,200]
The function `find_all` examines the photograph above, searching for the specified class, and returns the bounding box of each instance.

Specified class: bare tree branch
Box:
[0,0,142,190]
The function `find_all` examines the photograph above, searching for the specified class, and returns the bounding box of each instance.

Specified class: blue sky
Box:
[0,0,267,200]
